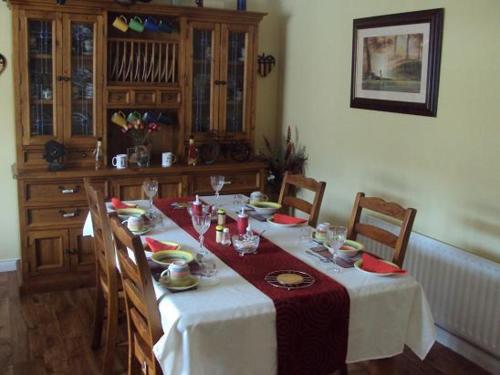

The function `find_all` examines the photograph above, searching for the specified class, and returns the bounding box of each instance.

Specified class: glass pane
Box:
[28,20,54,136]
[70,22,94,136]
[192,29,212,133]
[225,31,246,133]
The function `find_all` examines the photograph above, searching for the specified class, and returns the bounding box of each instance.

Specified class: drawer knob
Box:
[59,209,81,218]
[59,185,80,194]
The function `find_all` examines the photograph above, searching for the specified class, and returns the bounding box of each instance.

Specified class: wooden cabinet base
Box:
[19,270,95,295]
[15,162,266,293]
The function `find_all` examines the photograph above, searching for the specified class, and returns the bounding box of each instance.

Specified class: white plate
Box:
[129,226,153,236]
[353,259,402,277]
[160,275,199,292]
[266,217,306,228]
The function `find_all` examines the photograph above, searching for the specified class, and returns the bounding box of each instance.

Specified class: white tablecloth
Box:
[83,195,435,375]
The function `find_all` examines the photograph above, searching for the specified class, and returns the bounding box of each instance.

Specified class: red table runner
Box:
[155,198,350,375]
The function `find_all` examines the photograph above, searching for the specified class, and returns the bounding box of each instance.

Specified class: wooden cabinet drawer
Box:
[26,205,89,228]
[134,90,156,106]
[23,180,107,204]
[192,172,261,194]
[158,90,181,108]
[108,89,131,106]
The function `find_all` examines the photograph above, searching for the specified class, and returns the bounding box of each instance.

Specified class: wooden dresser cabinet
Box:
[8,0,266,293]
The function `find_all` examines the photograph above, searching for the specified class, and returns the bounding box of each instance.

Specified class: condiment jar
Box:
[215,225,224,243]
[221,227,231,246]
[217,208,226,225]
[237,207,248,236]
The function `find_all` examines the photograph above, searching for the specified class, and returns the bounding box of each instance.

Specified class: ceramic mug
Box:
[144,16,159,32]
[162,152,177,167]
[142,111,159,124]
[111,111,127,128]
[158,20,173,33]
[311,222,331,242]
[112,154,128,169]
[127,111,142,124]
[41,88,52,100]
[160,260,192,286]
[83,39,93,53]
[157,112,174,125]
[125,215,144,232]
[129,16,144,33]
[249,191,268,205]
[112,15,128,33]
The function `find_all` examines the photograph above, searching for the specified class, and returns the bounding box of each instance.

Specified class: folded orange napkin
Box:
[361,253,406,274]
[272,213,307,225]
[111,197,136,209]
[145,237,178,253]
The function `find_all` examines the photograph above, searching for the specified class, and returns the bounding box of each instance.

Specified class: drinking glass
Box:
[210,175,225,201]
[142,178,158,211]
[191,213,211,257]
[325,226,347,273]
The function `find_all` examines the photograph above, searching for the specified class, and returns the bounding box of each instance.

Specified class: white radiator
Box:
[359,216,500,367]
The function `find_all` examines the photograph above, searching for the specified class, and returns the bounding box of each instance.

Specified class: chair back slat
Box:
[278,172,326,227]
[347,192,417,267]
[110,216,163,374]
[83,178,119,295]
[358,196,408,221]
[282,196,313,214]
[354,223,398,248]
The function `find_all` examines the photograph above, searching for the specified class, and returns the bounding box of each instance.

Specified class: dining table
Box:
[83,194,436,375]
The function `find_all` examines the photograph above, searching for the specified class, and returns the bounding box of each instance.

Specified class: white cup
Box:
[125,216,144,232]
[112,154,128,169]
[249,191,268,205]
[162,152,177,168]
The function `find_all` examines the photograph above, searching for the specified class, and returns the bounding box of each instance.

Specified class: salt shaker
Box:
[221,227,231,246]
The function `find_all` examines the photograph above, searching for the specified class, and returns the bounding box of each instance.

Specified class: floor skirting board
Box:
[0,258,18,272]
[436,325,500,374]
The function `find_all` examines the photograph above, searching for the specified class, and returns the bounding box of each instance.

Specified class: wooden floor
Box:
[0,271,492,375]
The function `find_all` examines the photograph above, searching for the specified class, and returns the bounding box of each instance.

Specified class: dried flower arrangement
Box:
[259,125,308,191]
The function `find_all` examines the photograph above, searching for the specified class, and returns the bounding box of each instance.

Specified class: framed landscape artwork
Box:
[350,8,444,117]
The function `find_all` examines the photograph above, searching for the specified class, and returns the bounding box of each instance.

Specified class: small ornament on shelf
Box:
[187,135,199,166]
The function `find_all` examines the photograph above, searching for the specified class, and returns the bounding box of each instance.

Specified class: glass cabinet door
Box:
[63,14,102,145]
[187,22,220,137]
[219,24,255,137]
[21,13,62,145]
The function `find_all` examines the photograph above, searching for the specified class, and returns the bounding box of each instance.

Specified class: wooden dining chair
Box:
[109,215,163,375]
[84,178,124,374]
[347,192,417,267]
[278,172,327,227]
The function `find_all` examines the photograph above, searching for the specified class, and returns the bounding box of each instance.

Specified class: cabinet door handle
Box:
[57,75,71,82]
[214,80,227,85]
[59,185,80,194]
[59,209,81,218]
[224,181,232,185]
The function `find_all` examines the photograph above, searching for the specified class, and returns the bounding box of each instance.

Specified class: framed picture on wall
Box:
[350,8,444,117]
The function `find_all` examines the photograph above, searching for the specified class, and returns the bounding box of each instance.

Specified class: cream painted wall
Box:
[0,8,20,261]
[0,0,280,261]
[275,0,500,262]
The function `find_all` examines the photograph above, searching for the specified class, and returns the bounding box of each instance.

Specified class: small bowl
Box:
[248,201,281,216]
[337,240,364,257]
[232,234,260,256]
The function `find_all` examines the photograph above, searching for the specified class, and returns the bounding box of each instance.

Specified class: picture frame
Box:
[350,8,444,117]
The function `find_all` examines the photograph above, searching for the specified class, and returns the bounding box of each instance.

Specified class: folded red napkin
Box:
[111,197,136,209]
[272,213,308,225]
[361,253,406,274]
[145,237,178,253]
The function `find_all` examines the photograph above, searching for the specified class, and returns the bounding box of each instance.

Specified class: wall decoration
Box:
[0,54,6,75]
[257,53,275,77]
[350,8,444,117]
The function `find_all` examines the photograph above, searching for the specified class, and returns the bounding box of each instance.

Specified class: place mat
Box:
[310,246,361,268]
[155,197,350,375]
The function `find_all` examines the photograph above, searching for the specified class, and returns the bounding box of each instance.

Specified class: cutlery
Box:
[305,250,330,263]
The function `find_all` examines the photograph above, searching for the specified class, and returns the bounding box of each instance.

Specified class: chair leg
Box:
[101,296,119,375]
[91,280,105,350]
[339,363,348,375]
